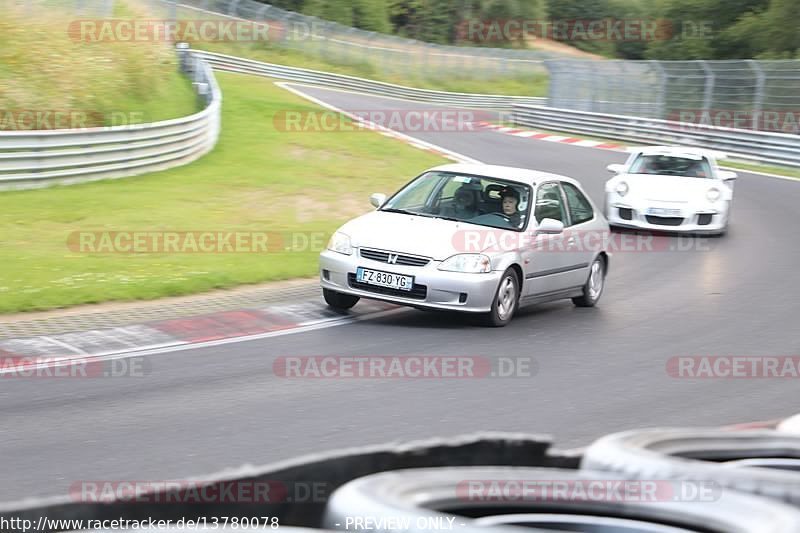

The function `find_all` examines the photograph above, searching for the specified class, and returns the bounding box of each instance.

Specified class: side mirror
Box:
[606,163,625,174]
[537,218,564,235]
[718,170,737,181]
[370,193,387,209]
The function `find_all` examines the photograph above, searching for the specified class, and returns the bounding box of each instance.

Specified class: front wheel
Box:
[482,269,520,327]
[572,256,605,308]
[323,289,359,310]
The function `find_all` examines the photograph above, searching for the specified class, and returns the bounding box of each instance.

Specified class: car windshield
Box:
[381,171,531,230]
[629,154,713,178]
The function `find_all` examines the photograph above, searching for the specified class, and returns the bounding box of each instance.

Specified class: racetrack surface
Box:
[2,84,799,502]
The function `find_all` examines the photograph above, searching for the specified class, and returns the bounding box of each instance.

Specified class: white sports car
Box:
[604,147,737,235]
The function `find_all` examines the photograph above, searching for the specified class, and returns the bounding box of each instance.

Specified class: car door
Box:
[560,181,598,288]
[524,182,579,297]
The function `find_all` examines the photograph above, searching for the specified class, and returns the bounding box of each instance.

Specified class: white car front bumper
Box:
[605,197,729,235]
[320,249,504,313]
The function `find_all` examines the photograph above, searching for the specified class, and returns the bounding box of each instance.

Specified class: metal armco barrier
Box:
[513,104,800,168]
[194,50,546,111]
[0,48,221,191]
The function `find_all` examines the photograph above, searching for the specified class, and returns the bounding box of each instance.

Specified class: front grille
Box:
[646,216,684,226]
[348,273,427,300]
[697,214,713,226]
[360,248,430,267]
[618,207,633,220]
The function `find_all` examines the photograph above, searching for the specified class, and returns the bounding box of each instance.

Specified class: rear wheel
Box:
[572,256,605,307]
[323,289,359,310]
[482,269,519,327]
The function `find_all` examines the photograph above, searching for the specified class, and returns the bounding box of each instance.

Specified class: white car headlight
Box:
[706,187,721,202]
[438,254,491,273]
[327,232,353,255]
[615,181,629,197]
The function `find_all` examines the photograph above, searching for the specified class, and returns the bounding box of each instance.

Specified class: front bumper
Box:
[319,250,503,313]
[605,201,727,235]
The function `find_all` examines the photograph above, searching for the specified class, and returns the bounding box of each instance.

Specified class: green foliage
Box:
[259,0,800,58]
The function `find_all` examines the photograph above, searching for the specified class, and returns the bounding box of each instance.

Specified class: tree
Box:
[352,0,391,33]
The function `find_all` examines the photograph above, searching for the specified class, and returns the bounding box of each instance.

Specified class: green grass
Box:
[0,72,447,314]
[718,161,800,179]
[0,1,198,127]
[192,40,549,97]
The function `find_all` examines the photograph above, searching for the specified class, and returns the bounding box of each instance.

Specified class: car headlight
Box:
[438,254,491,273]
[706,187,721,202]
[615,181,629,197]
[327,232,353,255]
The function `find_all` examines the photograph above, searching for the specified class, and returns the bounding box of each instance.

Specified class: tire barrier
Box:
[0,433,573,533]
[321,466,800,533]
[6,426,800,532]
[581,428,800,506]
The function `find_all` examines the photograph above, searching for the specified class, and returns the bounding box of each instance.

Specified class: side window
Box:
[562,182,594,225]
[534,182,567,224]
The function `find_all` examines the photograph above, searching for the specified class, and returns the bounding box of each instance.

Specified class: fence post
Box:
[747,59,765,131]
[650,60,666,120]
[699,60,714,116]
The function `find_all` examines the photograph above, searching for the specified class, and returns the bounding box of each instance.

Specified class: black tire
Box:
[482,268,520,327]
[572,255,606,307]
[581,428,800,506]
[323,288,359,310]
[322,466,800,532]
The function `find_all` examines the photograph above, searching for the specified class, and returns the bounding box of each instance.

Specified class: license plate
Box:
[356,267,413,291]
[647,207,682,217]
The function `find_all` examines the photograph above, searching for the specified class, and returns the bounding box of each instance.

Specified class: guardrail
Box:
[0,46,221,191]
[512,104,800,168]
[194,50,546,111]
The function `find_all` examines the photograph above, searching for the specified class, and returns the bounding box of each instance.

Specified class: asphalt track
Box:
[2,83,799,502]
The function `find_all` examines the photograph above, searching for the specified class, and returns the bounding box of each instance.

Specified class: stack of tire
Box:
[323,427,800,532]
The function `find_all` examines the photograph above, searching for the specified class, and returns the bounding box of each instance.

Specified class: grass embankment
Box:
[195,41,550,97]
[167,3,549,97]
[0,1,197,127]
[0,72,447,313]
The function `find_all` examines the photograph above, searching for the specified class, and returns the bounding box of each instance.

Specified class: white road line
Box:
[0,308,408,375]
[40,336,88,355]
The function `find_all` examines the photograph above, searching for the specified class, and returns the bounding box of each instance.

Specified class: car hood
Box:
[338,211,499,261]
[611,174,725,203]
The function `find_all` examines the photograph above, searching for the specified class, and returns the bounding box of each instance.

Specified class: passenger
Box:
[447,185,479,219]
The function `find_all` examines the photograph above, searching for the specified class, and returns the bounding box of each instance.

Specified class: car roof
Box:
[428,163,581,187]
[628,145,726,160]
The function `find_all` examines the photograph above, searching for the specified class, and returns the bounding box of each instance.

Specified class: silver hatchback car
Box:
[319,164,610,326]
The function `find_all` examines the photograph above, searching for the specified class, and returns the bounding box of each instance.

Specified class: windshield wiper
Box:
[380,208,419,216]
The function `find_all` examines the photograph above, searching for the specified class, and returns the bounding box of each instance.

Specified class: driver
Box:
[500,186,522,227]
